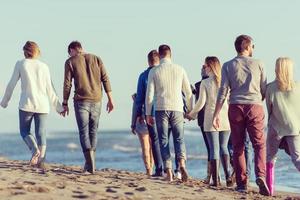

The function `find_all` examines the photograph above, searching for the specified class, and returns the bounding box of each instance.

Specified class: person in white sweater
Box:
[186,56,232,187]
[0,41,64,168]
[145,44,193,182]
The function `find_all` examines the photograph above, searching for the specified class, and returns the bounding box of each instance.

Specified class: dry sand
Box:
[0,158,299,200]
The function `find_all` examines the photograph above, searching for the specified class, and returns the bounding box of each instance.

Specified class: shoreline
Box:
[0,158,299,200]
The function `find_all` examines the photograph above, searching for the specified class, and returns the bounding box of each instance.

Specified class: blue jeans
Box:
[205,131,230,160]
[19,109,47,146]
[74,101,101,152]
[155,111,186,169]
[228,133,252,177]
[147,123,163,174]
[168,127,179,172]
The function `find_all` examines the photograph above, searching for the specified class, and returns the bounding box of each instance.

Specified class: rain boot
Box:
[266,162,275,196]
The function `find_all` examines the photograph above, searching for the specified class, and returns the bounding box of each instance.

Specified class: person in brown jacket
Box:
[62,41,114,174]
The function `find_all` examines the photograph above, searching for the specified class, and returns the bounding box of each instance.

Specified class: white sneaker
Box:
[175,171,182,180]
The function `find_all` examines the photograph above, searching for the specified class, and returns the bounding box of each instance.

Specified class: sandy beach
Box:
[0,157,299,200]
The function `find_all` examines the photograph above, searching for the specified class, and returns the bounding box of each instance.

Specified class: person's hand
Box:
[131,127,136,135]
[137,116,145,124]
[60,105,69,117]
[0,101,7,108]
[146,116,155,126]
[212,114,220,130]
[107,100,114,113]
[184,113,194,121]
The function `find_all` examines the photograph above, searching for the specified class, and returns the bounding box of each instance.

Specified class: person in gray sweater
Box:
[212,35,269,195]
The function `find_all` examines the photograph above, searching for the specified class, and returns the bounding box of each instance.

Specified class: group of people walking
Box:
[130,35,300,196]
[0,35,299,197]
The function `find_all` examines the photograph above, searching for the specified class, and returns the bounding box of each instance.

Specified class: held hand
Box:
[137,116,145,124]
[0,101,7,108]
[131,127,136,135]
[146,116,155,126]
[107,100,114,113]
[60,105,69,117]
[184,113,194,121]
[212,114,220,130]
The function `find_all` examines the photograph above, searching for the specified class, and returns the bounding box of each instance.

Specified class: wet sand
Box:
[0,158,299,200]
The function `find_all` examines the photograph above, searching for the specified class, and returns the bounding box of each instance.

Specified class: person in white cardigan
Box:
[0,41,64,168]
[186,56,233,187]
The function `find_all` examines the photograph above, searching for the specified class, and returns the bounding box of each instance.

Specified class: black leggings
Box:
[200,126,210,161]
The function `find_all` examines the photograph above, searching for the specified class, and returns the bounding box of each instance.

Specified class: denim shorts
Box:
[135,121,148,134]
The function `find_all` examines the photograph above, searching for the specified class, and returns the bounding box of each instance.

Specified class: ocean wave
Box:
[66,143,80,150]
[112,144,140,153]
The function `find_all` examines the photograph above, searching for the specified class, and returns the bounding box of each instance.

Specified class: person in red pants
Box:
[212,35,269,195]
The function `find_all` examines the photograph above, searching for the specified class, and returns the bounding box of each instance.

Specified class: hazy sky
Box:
[0,0,299,133]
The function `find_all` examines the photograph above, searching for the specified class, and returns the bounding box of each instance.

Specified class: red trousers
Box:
[228,104,266,186]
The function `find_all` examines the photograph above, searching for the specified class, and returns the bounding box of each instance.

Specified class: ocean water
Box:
[0,130,299,193]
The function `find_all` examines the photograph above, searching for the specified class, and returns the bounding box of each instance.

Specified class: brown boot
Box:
[211,159,220,187]
[204,160,211,184]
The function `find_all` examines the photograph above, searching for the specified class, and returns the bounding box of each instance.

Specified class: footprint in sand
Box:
[23,180,36,185]
[11,190,26,195]
[72,194,90,199]
[135,187,147,192]
[127,182,138,188]
[106,188,118,193]
[124,192,134,195]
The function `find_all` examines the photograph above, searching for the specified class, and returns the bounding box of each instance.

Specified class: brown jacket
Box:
[63,53,112,102]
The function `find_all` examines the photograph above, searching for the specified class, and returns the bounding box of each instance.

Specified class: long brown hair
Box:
[205,56,221,87]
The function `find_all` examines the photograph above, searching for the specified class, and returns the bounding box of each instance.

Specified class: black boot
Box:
[221,155,234,187]
[211,159,220,187]
[83,150,95,174]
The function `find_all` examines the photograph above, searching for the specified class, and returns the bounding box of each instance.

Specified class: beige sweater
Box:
[189,76,230,132]
[145,58,193,115]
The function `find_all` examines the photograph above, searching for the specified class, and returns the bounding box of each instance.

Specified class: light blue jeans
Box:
[155,111,186,170]
[205,131,230,160]
[74,101,101,152]
[19,109,47,146]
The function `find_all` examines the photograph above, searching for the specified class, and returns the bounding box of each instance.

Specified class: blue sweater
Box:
[136,67,155,117]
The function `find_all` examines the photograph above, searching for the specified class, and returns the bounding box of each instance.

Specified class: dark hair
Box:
[234,35,253,53]
[158,44,171,57]
[147,50,159,64]
[68,41,82,54]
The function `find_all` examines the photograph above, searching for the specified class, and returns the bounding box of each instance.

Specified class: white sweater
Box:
[189,76,230,132]
[145,58,192,115]
[0,59,63,114]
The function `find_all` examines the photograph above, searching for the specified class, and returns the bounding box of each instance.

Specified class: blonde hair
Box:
[205,56,221,87]
[23,41,40,58]
[275,57,295,92]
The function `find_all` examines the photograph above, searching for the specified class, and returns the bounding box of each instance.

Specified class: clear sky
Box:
[0,0,299,133]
